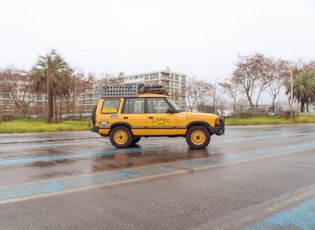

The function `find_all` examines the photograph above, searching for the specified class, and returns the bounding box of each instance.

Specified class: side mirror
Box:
[166,108,175,114]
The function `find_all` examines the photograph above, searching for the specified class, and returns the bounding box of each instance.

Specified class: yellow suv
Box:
[91,84,224,149]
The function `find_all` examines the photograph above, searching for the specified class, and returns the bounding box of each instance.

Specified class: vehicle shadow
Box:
[92,145,220,172]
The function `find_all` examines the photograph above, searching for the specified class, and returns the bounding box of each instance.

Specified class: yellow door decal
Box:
[152,117,170,126]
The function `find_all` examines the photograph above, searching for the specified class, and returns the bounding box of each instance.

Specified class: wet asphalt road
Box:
[1,124,315,229]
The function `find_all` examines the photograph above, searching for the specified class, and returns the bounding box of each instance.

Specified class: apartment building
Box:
[108,68,187,110]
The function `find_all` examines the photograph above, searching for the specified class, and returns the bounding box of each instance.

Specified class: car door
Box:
[122,98,147,135]
[146,97,177,135]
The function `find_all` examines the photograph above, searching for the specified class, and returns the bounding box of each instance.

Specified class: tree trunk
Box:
[271,97,276,113]
[300,99,305,113]
[47,57,52,123]
[245,90,254,111]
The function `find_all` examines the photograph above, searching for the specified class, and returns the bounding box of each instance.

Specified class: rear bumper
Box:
[90,125,99,133]
[210,117,225,136]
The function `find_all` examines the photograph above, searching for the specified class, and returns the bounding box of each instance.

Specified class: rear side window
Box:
[123,98,145,114]
[101,99,120,113]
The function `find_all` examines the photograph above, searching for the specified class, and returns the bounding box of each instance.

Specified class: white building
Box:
[108,68,187,110]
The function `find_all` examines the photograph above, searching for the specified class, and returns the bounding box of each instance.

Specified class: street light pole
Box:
[214,78,219,114]
[290,69,294,118]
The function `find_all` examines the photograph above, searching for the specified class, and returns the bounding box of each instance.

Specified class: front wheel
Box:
[131,137,141,145]
[110,126,133,148]
[186,126,210,149]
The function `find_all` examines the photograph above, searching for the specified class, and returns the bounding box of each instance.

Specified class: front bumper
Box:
[210,117,225,136]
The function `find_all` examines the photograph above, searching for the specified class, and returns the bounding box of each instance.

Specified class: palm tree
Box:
[31,50,72,122]
[286,72,315,112]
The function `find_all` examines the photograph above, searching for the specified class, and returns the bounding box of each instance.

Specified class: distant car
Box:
[61,114,72,119]
[30,114,43,119]
[91,84,225,149]
[62,113,91,120]
[267,112,280,116]
[81,113,91,119]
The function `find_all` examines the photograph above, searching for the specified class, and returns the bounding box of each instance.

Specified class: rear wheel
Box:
[186,126,210,149]
[110,126,133,148]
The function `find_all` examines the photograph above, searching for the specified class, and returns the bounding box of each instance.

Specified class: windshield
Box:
[166,98,181,112]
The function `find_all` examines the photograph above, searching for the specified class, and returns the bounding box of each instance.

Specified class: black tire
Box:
[110,126,133,148]
[185,125,210,149]
[131,137,141,145]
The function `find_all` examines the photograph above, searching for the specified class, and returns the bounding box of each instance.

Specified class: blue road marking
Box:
[115,171,139,179]
[0,136,94,144]
[131,166,176,177]
[0,141,100,151]
[222,154,248,160]
[216,133,291,144]
[45,182,64,192]
[0,137,82,144]
[0,164,182,202]
[0,171,140,201]
[156,166,175,172]
[0,182,64,200]
[215,130,315,145]
[184,160,214,166]
[244,198,315,230]
[256,142,315,156]
[0,147,154,165]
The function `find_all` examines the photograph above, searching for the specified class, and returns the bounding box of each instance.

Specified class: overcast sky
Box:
[1,0,315,83]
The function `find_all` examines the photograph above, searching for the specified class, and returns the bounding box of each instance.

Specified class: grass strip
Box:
[0,115,315,133]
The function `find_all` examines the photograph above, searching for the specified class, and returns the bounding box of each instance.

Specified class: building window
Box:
[150,74,159,79]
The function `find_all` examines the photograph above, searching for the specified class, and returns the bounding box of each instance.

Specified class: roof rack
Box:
[95,84,168,98]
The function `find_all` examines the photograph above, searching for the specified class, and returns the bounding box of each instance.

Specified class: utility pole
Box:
[214,78,219,114]
[290,69,293,118]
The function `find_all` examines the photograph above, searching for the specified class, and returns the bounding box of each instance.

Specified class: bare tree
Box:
[219,77,242,115]
[268,58,291,112]
[0,66,35,115]
[235,97,248,114]
[184,77,214,112]
[232,52,274,111]
[63,71,95,115]
[301,60,315,75]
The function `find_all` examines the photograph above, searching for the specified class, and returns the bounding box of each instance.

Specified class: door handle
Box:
[123,117,128,119]
[148,116,153,119]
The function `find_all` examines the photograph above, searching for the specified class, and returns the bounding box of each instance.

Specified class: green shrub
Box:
[225,115,315,126]
[0,119,90,133]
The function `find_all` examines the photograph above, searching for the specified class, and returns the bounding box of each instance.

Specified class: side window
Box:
[101,99,120,113]
[123,98,144,114]
[147,98,171,113]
